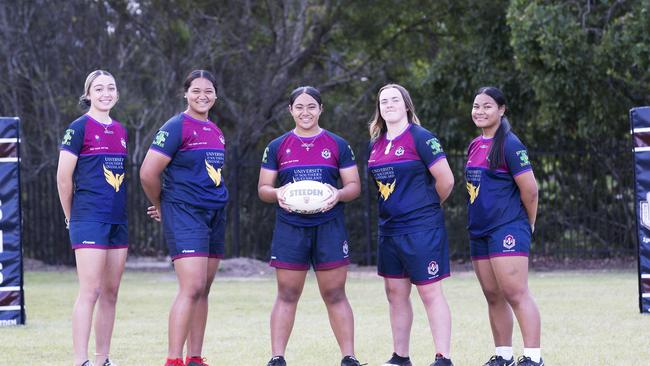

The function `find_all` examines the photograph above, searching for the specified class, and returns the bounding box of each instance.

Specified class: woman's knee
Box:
[321,286,347,305]
[277,284,303,304]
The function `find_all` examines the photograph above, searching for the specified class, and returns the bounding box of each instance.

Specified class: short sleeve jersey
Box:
[465,132,532,238]
[261,129,356,227]
[149,113,228,209]
[60,114,128,224]
[368,124,447,236]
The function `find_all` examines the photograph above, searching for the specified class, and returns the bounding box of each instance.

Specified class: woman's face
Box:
[185,77,216,116]
[290,93,322,133]
[472,93,504,131]
[87,74,118,112]
[379,87,408,124]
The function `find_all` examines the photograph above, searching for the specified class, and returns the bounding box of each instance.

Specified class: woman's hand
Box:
[147,205,161,222]
[276,183,293,212]
[321,184,340,212]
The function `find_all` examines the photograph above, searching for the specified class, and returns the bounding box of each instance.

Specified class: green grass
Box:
[1,270,649,365]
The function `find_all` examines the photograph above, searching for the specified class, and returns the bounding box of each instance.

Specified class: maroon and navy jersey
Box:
[60,114,128,224]
[261,129,356,227]
[368,124,447,236]
[149,113,228,209]
[465,132,532,238]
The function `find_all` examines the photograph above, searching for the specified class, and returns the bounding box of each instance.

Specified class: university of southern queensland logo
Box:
[640,192,650,230]
[503,234,516,249]
[103,165,125,192]
[427,260,439,276]
[376,179,396,200]
[342,240,349,256]
[62,129,74,145]
[205,160,222,187]
[395,146,405,156]
[321,148,331,159]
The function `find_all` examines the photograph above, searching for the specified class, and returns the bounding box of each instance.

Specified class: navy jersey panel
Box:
[149,113,228,209]
[465,132,532,238]
[368,124,447,235]
[261,129,356,227]
[60,115,128,224]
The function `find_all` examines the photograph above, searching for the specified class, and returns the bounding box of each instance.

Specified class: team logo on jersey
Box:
[503,234,516,249]
[376,179,396,200]
[285,148,291,154]
[516,150,530,167]
[426,137,443,154]
[193,130,198,136]
[103,165,125,192]
[427,261,439,276]
[466,182,480,204]
[121,138,127,148]
[205,160,222,186]
[342,240,349,255]
[395,146,405,156]
[348,145,356,160]
[153,130,169,147]
[62,129,74,145]
[219,135,225,145]
[321,148,331,159]
[95,134,100,141]
[262,146,270,163]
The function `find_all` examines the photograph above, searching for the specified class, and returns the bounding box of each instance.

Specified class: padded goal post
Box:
[630,107,650,314]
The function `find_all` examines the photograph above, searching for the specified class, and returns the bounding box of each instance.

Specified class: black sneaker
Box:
[430,353,454,366]
[516,356,544,366]
[267,356,287,366]
[483,355,515,366]
[80,362,94,366]
[383,352,412,366]
[341,355,366,366]
[102,359,117,366]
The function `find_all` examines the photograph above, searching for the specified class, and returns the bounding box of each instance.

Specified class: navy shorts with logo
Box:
[470,220,531,260]
[270,215,350,271]
[69,220,128,250]
[161,201,226,260]
[377,227,450,285]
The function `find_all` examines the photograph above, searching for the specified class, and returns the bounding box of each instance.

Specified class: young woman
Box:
[140,70,227,366]
[367,84,455,366]
[465,86,542,366]
[257,86,363,366]
[57,70,128,366]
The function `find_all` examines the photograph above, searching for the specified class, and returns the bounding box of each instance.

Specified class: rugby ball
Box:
[282,180,333,214]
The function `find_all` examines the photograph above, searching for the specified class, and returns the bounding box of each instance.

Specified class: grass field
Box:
[1,269,649,365]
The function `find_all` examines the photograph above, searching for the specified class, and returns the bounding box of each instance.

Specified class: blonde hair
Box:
[79,70,115,108]
[369,84,420,141]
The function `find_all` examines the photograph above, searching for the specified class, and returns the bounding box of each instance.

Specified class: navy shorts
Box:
[470,220,531,260]
[161,201,226,260]
[377,227,450,285]
[270,215,350,271]
[69,220,128,250]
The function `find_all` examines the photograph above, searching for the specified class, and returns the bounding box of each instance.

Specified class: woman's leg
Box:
[415,281,452,357]
[186,257,220,359]
[270,269,308,357]
[384,277,413,357]
[315,266,355,356]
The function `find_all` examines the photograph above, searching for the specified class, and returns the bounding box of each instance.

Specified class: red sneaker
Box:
[164,358,185,366]
[186,356,209,366]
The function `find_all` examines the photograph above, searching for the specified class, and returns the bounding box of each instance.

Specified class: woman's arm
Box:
[429,159,454,204]
[56,151,78,226]
[140,149,171,221]
[514,170,538,231]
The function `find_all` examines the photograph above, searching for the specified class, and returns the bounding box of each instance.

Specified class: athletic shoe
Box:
[80,361,94,366]
[430,353,454,366]
[383,352,412,366]
[101,359,118,366]
[186,356,209,366]
[164,358,185,366]
[516,356,544,366]
[266,356,287,366]
[483,355,515,366]
[341,355,366,366]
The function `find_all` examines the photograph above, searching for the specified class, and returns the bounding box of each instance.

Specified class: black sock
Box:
[389,352,410,362]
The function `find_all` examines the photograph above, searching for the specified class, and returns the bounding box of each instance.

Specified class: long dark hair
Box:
[475,86,511,170]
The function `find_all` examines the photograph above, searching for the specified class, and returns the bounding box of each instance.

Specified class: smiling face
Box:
[185,77,216,119]
[289,92,322,135]
[86,74,118,113]
[472,93,505,136]
[379,87,408,125]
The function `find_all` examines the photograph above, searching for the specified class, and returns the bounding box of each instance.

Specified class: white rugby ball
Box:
[282,180,333,214]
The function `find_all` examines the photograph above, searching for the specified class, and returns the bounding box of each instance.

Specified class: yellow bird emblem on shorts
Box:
[103,164,125,192]
[376,179,396,201]
[466,181,480,204]
[205,160,222,186]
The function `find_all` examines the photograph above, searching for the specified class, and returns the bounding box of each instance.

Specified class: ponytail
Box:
[488,116,511,170]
